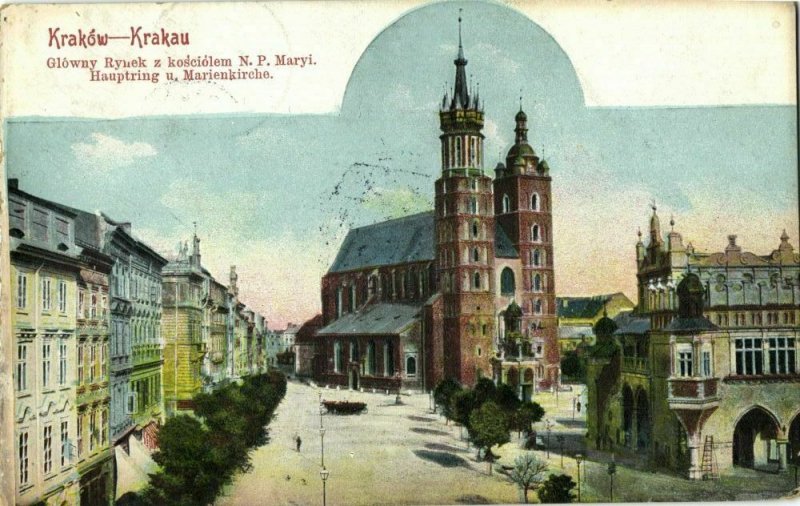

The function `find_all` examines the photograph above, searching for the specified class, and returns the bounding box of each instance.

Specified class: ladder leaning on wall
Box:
[701,435,719,480]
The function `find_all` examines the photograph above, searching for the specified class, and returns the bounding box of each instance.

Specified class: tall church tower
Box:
[434,16,496,386]
[493,107,560,386]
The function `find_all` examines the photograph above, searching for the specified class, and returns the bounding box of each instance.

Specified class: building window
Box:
[18,431,29,486]
[101,342,107,377]
[77,345,84,384]
[677,345,693,377]
[43,425,52,475]
[349,285,356,312]
[472,248,479,263]
[500,268,515,296]
[455,137,462,166]
[534,299,543,314]
[367,341,376,375]
[42,277,52,311]
[77,415,83,457]
[471,177,478,191]
[78,291,85,318]
[702,351,712,377]
[472,221,479,238]
[533,274,542,292]
[101,409,108,446]
[58,281,67,313]
[502,194,510,213]
[59,340,67,385]
[469,196,478,214]
[42,341,51,388]
[532,249,541,266]
[473,272,481,290]
[60,421,68,467]
[90,293,97,319]
[385,341,395,376]
[16,273,27,309]
[735,338,764,375]
[16,343,27,392]
[531,224,540,242]
[406,355,417,377]
[333,341,342,373]
[768,337,795,374]
[531,193,539,211]
[88,344,96,383]
[89,411,96,452]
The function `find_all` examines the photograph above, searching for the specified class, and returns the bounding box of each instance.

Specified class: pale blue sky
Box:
[6,1,797,327]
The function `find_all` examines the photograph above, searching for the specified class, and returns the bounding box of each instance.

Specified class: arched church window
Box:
[406,356,417,377]
[500,268,515,296]
[502,194,510,214]
[470,138,477,167]
[532,249,541,266]
[469,196,478,214]
[531,225,540,242]
[531,193,539,211]
[472,220,479,238]
[534,299,543,314]
[533,274,542,292]
[455,137,462,166]
[472,248,480,263]
[473,272,481,290]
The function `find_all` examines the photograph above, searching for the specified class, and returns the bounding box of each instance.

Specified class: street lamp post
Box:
[320,467,329,506]
[320,427,326,468]
[545,419,553,459]
[556,435,565,468]
[607,454,617,502]
[572,397,576,420]
[575,453,584,503]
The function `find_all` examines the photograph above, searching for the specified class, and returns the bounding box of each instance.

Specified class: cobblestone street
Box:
[218,381,797,504]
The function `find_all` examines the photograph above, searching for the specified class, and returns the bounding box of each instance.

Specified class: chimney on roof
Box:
[8,178,18,190]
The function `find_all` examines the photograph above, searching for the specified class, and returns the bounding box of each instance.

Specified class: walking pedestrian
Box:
[296,435,302,452]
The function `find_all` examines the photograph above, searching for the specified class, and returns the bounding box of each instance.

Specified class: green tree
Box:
[508,453,549,503]
[433,378,461,423]
[538,473,576,504]
[473,377,498,406]
[468,401,510,467]
[560,350,586,381]
[493,383,521,414]
[512,401,545,437]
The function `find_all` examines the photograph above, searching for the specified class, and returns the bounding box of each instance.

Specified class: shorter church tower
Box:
[434,15,496,385]
[493,105,559,387]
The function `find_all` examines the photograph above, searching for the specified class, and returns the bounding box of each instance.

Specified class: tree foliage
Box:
[508,453,549,504]
[538,473,576,504]
[560,350,586,381]
[433,378,461,422]
[467,401,510,460]
[512,401,545,435]
[450,389,477,429]
[137,371,287,505]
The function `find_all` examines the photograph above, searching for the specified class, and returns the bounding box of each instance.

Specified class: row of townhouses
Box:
[7,179,271,506]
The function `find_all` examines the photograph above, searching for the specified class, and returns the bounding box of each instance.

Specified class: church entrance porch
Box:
[349,367,360,391]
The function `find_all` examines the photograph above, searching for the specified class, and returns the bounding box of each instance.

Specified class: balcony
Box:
[667,377,719,405]
[622,356,649,374]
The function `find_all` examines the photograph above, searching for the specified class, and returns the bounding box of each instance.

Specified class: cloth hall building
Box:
[311,30,560,397]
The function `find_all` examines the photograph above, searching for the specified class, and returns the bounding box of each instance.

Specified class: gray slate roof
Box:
[558,325,594,339]
[329,211,520,273]
[665,317,718,333]
[495,225,519,259]
[316,303,423,336]
[329,212,434,273]
[613,312,651,336]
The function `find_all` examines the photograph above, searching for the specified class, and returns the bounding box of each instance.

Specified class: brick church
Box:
[312,23,559,398]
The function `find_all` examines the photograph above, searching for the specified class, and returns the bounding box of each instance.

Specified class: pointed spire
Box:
[450,8,470,110]
[457,8,464,59]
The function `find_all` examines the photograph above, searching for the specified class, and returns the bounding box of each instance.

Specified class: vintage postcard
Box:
[0,1,798,505]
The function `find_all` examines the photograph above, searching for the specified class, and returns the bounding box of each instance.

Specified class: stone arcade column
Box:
[687,433,703,480]
[778,439,789,472]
